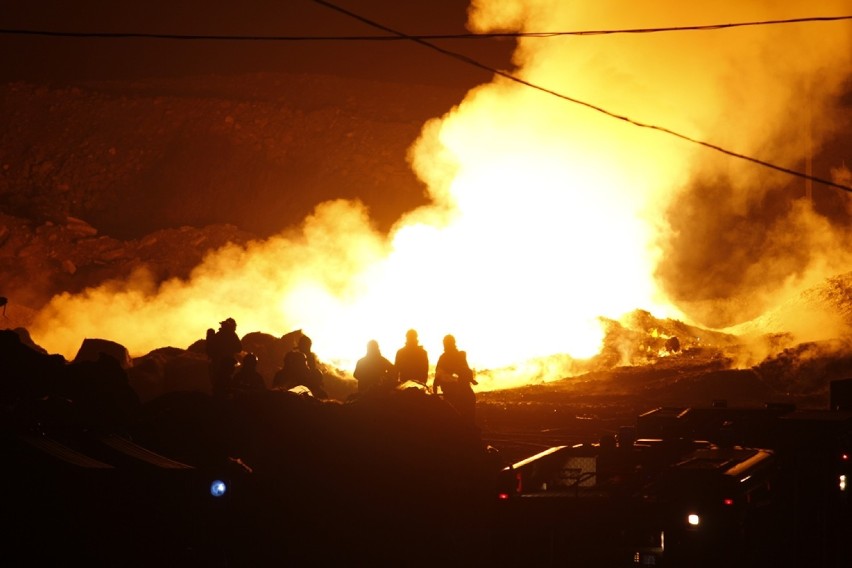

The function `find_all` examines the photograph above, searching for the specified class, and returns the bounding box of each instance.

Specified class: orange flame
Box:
[29,1,852,390]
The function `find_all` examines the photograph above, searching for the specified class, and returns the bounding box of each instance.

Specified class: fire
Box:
[28,1,852,390]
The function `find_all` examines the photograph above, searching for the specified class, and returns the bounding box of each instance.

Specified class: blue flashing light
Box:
[210,479,227,498]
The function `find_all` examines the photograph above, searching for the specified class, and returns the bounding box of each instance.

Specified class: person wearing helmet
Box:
[208,317,242,398]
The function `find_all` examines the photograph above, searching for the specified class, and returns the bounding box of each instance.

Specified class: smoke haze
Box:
[30,1,852,387]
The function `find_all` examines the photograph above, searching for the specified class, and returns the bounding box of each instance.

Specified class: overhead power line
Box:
[2,8,847,193]
[0,15,850,41]
[312,0,852,194]
[481,15,852,37]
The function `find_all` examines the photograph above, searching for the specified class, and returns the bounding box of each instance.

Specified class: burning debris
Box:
[1,3,850,392]
[2,3,851,565]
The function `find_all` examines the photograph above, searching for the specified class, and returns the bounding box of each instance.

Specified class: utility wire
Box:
[312,0,852,194]
[0,15,850,41]
[2,8,847,192]
[481,15,852,37]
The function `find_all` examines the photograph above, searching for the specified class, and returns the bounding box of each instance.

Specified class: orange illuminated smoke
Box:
[27,1,852,392]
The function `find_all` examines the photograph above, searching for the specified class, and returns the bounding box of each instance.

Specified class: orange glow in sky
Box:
[29,1,852,390]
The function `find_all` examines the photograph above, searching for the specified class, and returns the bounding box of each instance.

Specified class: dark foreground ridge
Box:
[2,328,497,567]
[3,327,852,567]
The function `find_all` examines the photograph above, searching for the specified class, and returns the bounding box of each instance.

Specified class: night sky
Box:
[0,0,514,87]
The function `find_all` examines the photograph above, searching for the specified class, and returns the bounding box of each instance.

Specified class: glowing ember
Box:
[29,1,852,390]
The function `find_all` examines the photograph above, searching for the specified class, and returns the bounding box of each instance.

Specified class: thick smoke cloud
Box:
[31,201,388,364]
[468,0,852,331]
[27,1,852,385]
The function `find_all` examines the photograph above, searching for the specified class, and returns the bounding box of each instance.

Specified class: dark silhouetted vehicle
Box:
[492,386,852,567]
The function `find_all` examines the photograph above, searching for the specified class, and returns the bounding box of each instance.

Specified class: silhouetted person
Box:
[273,349,310,390]
[274,336,328,399]
[231,352,266,394]
[394,329,429,386]
[434,334,477,423]
[207,317,242,398]
[297,334,328,399]
[204,327,216,359]
[354,339,395,395]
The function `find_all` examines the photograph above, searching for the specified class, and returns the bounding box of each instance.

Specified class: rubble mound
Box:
[0,73,460,238]
[0,72,464,322]
[0,212,253,314]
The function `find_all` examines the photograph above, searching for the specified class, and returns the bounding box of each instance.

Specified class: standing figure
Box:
[297,334,328,399]
[207,317,242,398]
[354,339,395,396]
[434,334,477,424]
[394,329,429,386]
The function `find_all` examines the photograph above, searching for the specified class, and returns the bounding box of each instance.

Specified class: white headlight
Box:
[687,514,700,526]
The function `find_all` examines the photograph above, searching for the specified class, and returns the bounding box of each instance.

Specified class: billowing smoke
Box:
[30,0,852,388]
[465,0,852,330]
[32,200,389,363]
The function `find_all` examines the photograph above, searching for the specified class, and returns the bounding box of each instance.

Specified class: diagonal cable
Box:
[312,0,852,194]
